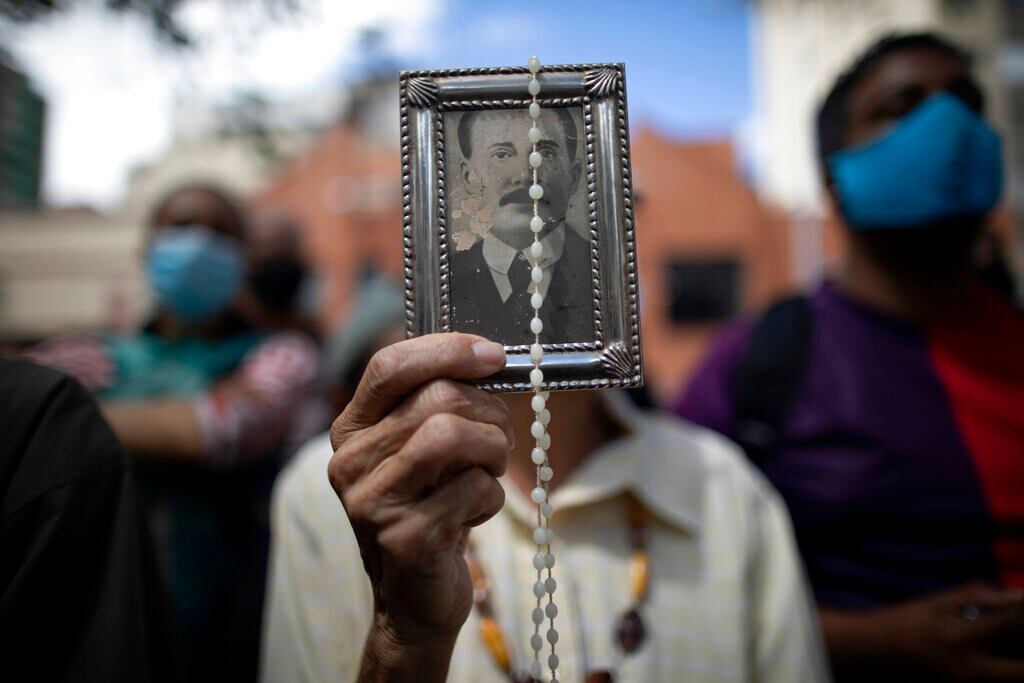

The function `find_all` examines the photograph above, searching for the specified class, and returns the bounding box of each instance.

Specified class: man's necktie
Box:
[508,253,533,300]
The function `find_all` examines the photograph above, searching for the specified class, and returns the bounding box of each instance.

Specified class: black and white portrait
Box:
[401,63,642,390]
[445,106,594,345]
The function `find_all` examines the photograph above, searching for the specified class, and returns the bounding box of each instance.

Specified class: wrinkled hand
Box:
[328,333,512,668]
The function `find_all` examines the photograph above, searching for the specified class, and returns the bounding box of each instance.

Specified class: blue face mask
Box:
[829,92,1003,230]
[146,226,245,323]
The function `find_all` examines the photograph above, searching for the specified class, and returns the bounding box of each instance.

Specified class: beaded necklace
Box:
[466,495,652,683]
[522,54,559,682]
[505,56,650,683]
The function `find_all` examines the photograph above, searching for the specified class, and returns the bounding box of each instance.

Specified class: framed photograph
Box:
[399,63,643,392]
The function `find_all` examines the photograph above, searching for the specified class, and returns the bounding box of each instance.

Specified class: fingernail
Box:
[472,340,505,369]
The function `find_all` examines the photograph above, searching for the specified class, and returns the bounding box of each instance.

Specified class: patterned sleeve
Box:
[21,334,116,393]
[196,331,321,467]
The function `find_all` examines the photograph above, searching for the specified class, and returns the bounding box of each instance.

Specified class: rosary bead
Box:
[539,466,553,482]
[529,183,543,200]
[533,580,546,598]
[545,553,555,569]
[532,607,545,624]
[531,292,544,309]
[545,577,557,594]
[529,102,540,118]
[531,266,543,283]
[533,527,551,545]
[539,432,551,450]
[531,393,545,411]
[528,55,540,73]
[548,653,560,670]
[531,446,546,464]
[529,150,542,167]
[530,241,543,258]
[529,125,542,143]
[547,628,559,644]
[530,316,543,335]
[530,343,544,363]
[531,420,545,439]
[533,552,547,570]
[528,78,541,95]
[540,409,551,425]
[545,601,558,618]
[530,215,543,232]
[530,367,543,386]
[530,660,543,679]
[531,487,547,504]
[541,502,553,519]
[531,634,544,652]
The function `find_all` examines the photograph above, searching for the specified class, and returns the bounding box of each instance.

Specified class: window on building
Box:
[666,259,742,324]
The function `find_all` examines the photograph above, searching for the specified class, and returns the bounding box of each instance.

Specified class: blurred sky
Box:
[2,0,750,210]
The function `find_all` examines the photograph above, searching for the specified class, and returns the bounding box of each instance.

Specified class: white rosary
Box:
[524,54,561,683]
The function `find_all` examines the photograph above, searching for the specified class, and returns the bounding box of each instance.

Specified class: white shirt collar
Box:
[481,225,567,302]
[502,390,706,534]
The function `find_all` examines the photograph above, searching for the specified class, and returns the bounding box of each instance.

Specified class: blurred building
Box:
[0,66,795,399]
[0,54,45,207]
[0,95,319,343]
[253,77,402,324]
[254,78,792,398]
[0,208,143,341]
[747,0,1024,283]
[633,129,793,400]
[121,128,313,224]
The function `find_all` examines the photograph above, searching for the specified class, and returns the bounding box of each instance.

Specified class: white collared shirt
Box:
[261,392,830,683]
[481,225,567,302]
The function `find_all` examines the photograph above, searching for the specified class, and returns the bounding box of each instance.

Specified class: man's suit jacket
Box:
[451,227,595,344]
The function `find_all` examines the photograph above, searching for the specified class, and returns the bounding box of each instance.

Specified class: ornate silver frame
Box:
[399,63,642,392]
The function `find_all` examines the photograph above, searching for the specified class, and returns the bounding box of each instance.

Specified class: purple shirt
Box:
[676,282,1001,609]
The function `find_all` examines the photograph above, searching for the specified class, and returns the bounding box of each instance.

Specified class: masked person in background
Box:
[238,207,321,337]
[236,206,328,455]
[24,184,320,682]
[678,33,1024,682]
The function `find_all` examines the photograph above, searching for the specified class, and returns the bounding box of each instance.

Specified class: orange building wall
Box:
[254,125,405,324]
[256,124,797,403]
[631,128,794,401]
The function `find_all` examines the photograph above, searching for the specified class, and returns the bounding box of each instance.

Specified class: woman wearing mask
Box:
[25,184,320,681]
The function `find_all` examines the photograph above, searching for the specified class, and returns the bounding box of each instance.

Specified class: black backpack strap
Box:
[732,295,812,463]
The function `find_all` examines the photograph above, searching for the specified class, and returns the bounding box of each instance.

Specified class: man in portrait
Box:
[449,107,595,344]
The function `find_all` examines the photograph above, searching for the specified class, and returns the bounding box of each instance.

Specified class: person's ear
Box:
[569,160,582,192]
[462,160,484,198]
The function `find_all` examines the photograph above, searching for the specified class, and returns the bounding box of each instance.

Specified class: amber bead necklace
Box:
[466,495,652,682]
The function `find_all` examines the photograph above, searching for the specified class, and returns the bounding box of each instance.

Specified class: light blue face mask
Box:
[829,92,1003,230]
[146,226,245,323]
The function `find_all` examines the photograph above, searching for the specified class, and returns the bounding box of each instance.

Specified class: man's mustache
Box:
[499,188,547,207]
